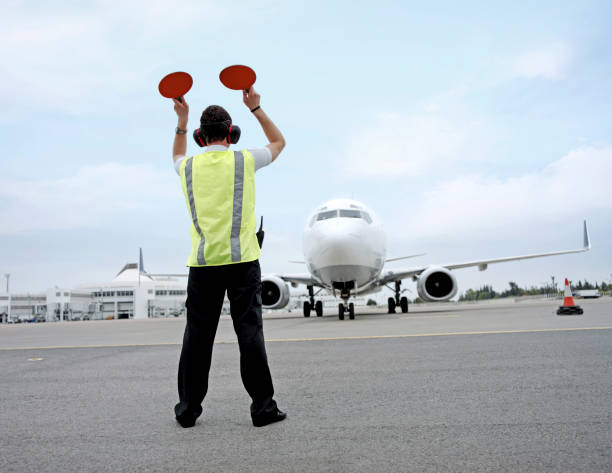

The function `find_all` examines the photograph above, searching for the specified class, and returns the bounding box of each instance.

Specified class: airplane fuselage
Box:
[303,199,386,297]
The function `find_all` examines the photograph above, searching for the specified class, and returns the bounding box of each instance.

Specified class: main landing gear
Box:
[387,280,409,314]
[337,301,355,320]
[303,285,323,318]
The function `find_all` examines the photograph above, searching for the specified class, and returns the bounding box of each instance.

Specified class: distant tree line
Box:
[572,280,609,291]
[458,279,611,301]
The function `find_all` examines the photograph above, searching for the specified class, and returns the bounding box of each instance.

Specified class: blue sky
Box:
[1,0,611,297]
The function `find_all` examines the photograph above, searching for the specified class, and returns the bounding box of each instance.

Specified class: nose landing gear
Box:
[337,301,355,320]
[387,280,409,314]
[328,279,356,321]
[336,284,356,320]
[304,281,358,320]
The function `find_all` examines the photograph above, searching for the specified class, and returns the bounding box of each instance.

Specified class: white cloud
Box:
[407,145,612,238]
[0,1,229,115]
[0,163,179,235]
[513,42,573,80]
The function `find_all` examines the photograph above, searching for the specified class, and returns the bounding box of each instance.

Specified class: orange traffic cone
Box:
[557,278,583,315]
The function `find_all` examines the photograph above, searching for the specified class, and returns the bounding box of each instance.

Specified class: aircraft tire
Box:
[303,301,311,318]
[315,300,323,317]
[388,297,396,314]
[349,303,355,320]
[338,303,345,320]
[400,297,408,313]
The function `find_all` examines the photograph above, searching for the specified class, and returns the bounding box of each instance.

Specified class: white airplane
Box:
[261,198,591,320]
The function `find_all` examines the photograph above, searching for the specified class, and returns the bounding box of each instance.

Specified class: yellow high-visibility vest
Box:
[179,150,261,266]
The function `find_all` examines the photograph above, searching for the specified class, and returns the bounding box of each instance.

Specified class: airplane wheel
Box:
[315,300,323,317]
[400,297,408,313]
[338,303,345,320]
[349,303,355,320]
[387,297,396,314]
[303,301,311,318]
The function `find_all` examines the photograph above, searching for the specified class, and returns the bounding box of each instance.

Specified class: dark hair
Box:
[200,105,232,143]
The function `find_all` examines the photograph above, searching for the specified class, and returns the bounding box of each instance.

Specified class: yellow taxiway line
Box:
[1,326,611,351]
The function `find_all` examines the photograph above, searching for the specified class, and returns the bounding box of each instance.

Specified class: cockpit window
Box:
[339,209,361,219]
[338,209,373,223]
[317,210,338,221]
[312,209,373,225]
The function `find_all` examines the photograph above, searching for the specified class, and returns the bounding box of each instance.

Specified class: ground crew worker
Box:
[171,87,286,428]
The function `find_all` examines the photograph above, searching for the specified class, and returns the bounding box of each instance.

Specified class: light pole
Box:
[4,274,10,324]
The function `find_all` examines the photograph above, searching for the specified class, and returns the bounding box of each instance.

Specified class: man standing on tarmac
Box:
[171,87,286,428]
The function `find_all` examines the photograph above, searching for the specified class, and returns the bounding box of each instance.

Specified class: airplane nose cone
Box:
[322,235,350,258]
[319,231,366,265]
[305,218,384,271]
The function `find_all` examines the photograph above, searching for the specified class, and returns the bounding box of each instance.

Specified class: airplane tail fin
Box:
[139,247,146,274]
[583,220,591,250]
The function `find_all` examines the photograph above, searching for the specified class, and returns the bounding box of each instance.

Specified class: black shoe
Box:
[252,408,287,427]
[176,414,197,428]
[175,403,201,428]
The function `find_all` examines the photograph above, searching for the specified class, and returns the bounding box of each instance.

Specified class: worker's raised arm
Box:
[172,97,189,164]
[243,88,285,162]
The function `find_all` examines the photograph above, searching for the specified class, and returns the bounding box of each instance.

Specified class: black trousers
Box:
[174,259,277,422]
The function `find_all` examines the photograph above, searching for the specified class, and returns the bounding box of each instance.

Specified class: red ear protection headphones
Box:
[193,120,241,147]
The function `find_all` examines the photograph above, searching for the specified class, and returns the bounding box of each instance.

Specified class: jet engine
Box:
[416,266,458,302]
[261,276,290,309]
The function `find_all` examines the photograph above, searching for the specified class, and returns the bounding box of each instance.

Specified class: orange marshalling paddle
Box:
[219,65,256,91]
[158,71,193,102]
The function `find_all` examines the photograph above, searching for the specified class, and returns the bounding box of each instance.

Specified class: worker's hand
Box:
[243,87,261,111]
[173,97,189,126]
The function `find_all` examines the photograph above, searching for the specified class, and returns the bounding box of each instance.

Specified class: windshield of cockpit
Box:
[310,208,372,226]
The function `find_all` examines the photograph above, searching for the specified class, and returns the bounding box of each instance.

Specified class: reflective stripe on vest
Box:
[184,157,206,265]
[230,151,244,262]
[179,149,260,267]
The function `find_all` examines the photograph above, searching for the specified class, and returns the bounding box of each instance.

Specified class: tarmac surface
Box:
[1,297,611,472]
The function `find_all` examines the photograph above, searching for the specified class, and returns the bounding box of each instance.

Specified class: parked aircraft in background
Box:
[262,199,591,320]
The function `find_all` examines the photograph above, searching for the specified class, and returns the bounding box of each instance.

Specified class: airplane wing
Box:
[378,266,430,285]
[378,220,591,285]
[278,274,324,288]
[385,253,426,262]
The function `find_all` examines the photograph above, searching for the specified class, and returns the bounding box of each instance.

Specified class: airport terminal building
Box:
[0,263,192,322]
[1,258,367,323]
